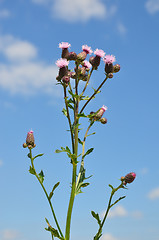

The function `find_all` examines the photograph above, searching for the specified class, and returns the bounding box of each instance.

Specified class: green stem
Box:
[29,149,64,239]
[65,66,79,240]
[80,76,108,114]
[64,85,74,153]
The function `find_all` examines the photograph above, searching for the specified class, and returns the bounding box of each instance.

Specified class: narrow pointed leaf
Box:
[29,166,36,175]
[33,153,44,160]
[38,170,44,183]
[83,148,94,159]
[49,182,60,200]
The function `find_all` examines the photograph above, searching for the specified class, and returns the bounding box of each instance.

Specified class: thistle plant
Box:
[23,42,136,240]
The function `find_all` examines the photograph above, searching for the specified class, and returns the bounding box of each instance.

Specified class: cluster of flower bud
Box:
[55,42,120,85]
[121,172,136,185]
[89,105,108,124]
[23,130,36,149]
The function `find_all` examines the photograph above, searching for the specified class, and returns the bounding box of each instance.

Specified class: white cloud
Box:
[108,205,128,218]
[0,34,59,96]
[101,233,119,240]
[148,187,159,200]
[145,0,159,14]
[4,42,37,62]
[52,0,106,22]
[1,229,20,240]
[0,9,10,18]
[0,35,37,62]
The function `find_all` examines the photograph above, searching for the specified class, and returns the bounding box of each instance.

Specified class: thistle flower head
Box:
[94,49,105,58]
[56,58,69,68]
[82,45,93,55]
[59,42,71,49]
[103,55,116,65]
[23,130,36,149]
[122,172,136,185]
[96,105,108,119]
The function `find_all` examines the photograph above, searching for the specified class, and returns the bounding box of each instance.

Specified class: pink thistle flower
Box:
[82,45,93,55]
[56,58,69,68]
[59,42,71,49]
[94,49,105,58]
[83,60,92,70]
[103,55,116,65]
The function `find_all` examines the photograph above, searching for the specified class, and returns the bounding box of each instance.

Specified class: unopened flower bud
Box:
[77,51,87,62]
[100,117,107,124]
[123,172,136,185]
[107,72,113,78]
[67,51,77,61]
[26,130,35,148]
[23,143,27,148]
[70,72,76,79]
[113,64,120,73]
[62,75,70,84]
[89,56,100,69]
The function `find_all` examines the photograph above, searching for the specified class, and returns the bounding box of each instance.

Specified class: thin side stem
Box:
[80,76,108,114]
[80,67,94,96]
[29,149,64,239]
[94,183,123,240]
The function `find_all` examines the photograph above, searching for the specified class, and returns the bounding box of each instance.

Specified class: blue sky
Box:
[0,0,159,240]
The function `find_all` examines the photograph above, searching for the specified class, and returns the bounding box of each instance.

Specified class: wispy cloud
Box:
[0,9,10,18]
[31,0,117,22]
[0,34,59,96]
[0,229,20,240]
[101,233,119,240]
[101,205,143,219]
[52,0,106,22]
[148,187,159,200]
[145,0,159,14]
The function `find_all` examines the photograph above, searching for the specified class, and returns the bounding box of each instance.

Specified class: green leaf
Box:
[83,148,94,159]
[29,166,36,175]
[77,113,87,118]
[67,103,74,110]
[109,184,114,190]
[33,153,44,161]
[78,138,83,145]
[45,218,63,240]
[87,132,96,137]
[55,149,63,153]
[38,170,44,183]
[49,182,60,200]
[91,211,101,226]
[80,96,90,100]
[62,108,67,117]
[27,153,31,159]
[68,90,79,99]
[110,196,126,208]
